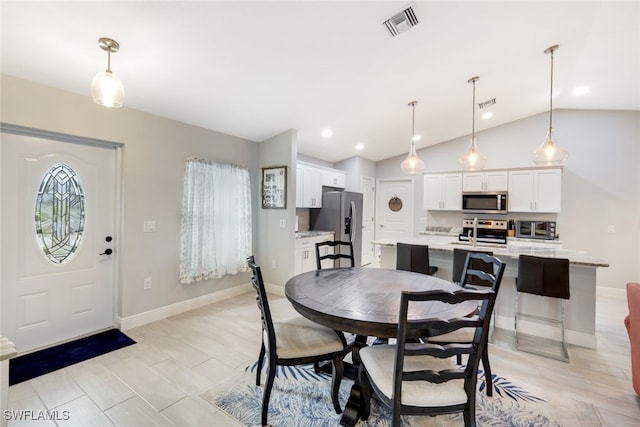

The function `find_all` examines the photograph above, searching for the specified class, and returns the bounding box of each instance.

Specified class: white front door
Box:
[375,178,414,241]
[360,176,375,266]
[1,129,117,353]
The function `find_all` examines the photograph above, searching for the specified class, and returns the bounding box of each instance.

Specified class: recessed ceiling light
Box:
[412,135,421,142]
[355,143,364,151]
[572,86,589,96]
[482,112,494,119]
[321,129,333,138]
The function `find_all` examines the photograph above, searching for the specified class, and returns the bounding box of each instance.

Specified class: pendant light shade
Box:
[400,101,425,174]
[459,76,486,171]
[92,37,124,108]
[533,45,568,165]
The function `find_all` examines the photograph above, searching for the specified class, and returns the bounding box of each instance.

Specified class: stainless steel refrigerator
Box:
[310,190,363,267]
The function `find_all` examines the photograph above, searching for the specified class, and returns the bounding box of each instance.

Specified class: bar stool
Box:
[514,255,570,362]
[396,243,438,276]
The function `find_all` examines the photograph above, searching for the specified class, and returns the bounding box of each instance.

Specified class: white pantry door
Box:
[360,176,375,266]
[375,178,414,241]
[1,130,116,353]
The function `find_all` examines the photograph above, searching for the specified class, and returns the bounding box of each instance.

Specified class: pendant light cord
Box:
[472,79,476,138]
[549,48,554,131]
[412,102,415,147]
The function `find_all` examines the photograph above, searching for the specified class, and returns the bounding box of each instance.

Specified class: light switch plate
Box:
[279,219,286,228]
[143,221,156,232]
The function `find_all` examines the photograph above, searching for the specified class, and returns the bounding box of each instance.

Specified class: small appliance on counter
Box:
[458,219,508,245]
[515,220,557,240]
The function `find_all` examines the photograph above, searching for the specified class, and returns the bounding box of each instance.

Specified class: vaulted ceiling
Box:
[2,1,638,162]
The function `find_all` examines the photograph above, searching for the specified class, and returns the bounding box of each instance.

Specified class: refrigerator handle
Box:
[349,201,357,243]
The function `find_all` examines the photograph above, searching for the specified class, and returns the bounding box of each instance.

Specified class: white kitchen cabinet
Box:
[423,173,462,211]
[297,162,347,208]
[508,168,562,212]
[294,234,334,275]
[295,164,304,207]
[463,170,508,192]
[301,164,322,208]
[321,169,346,188]
[294,237,316,275]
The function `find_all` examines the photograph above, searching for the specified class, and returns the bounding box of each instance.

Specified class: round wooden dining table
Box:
[285,266,475,339]
[285,267,476,427]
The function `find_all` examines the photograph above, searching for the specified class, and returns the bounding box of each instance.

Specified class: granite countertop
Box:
[295,230,334,239]
[372,235,609,268]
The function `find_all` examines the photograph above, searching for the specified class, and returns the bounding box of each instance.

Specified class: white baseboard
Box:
[117,283,253,331]
[265,283,285,296]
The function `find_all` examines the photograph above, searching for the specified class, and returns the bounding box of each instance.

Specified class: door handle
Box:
[99,248,113,256]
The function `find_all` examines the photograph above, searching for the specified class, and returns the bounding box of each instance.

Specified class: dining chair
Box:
[314,241,362,369]
[428,252,506,396]
[515,254,570,362]
[315,240,355,269]
[358,286,497,426]
[396,243,438,276]
[452,248,493,285]
[246,256,345,426]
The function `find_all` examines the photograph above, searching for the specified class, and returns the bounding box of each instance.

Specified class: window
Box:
[179,159,252,284]
[35,163,85,264]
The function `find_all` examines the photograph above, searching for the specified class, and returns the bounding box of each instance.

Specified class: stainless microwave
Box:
[516,221,557,240]
[461,192,508,214]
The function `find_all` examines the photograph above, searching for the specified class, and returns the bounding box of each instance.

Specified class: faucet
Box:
[467,217,478,247]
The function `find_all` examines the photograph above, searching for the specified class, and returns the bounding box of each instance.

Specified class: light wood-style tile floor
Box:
[6,286,640,426]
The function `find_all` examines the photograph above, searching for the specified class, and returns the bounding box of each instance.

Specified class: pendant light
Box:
[533,44,569,165]
[459,76,486,171]
[91,37,125,108]
[400,101,425,175]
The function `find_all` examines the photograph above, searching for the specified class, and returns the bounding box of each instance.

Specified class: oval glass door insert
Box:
[35,163,86,263]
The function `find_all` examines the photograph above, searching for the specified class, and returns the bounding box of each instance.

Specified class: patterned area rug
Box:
[201,364,600,426]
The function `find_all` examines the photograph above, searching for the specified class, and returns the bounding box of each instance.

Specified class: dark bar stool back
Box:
[396,243,438,276]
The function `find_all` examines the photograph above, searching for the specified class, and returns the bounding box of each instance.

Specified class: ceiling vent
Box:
[382,4,419,37]
[478,98,497,109]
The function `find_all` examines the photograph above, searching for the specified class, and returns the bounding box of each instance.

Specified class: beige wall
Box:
[1,74,260,318]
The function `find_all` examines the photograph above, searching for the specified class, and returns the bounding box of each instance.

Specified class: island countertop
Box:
[372,235,609,268]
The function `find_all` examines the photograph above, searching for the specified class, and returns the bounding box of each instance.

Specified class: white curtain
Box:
[179,159,252,284]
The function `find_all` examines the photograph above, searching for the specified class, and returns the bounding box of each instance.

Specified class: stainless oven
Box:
[461,192,507,214]
[516,221,557,240]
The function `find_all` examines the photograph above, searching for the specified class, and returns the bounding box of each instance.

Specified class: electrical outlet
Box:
[271,260,277,269]
[143,277,152,290]
[279,219,286,228]
[607,225,616,234]
[143,221,156,232]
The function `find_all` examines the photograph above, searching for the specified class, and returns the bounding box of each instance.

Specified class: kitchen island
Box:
[372,235,609,349]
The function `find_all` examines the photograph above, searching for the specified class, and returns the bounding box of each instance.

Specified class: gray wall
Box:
[335,156,377,192]
[1,74,260,318]
[376,109,640,288]
[258,130,297,286]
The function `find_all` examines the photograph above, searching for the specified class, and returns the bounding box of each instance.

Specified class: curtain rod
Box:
[185,157,248,170]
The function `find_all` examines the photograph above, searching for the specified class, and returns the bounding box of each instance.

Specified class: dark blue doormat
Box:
[9,329,136,386]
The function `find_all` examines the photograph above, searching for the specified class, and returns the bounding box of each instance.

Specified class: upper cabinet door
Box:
[534,169,562,212]
[508,168,562,212]
[424,173,462,211]
[462,171,508,192]
[484,171,508,191]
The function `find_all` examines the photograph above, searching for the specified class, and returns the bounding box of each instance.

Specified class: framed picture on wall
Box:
[262,166,287,209]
